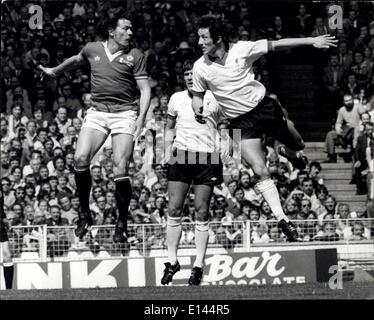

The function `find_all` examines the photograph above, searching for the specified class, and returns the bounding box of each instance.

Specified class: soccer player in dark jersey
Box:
[39,11,151,242]
[0,185,14,289]
[192,15,337,241]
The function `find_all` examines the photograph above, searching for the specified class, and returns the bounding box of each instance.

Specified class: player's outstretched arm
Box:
[192,91,206,124]
[38,52,86,78]
[134,78,151,141]
[269,34,338,51]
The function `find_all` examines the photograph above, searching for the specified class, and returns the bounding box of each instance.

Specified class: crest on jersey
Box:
[94,56,101,62]
[127,55,134,62]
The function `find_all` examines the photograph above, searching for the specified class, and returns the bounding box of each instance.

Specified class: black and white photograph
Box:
[0,0,373,310]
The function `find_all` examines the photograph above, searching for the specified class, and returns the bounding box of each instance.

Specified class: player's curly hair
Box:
[182,59,195,73]
[98,9,131,40]
[197,14,234,48]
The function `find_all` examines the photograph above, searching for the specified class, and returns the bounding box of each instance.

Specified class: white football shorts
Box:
[82,107,137,136]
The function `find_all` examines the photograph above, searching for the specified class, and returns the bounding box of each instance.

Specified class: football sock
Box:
[3,263,14,290]
[74,166,91,219]
[114,176,132,232]
[255,178,289,222]
[194,220,209,268]
[167,216,182,265]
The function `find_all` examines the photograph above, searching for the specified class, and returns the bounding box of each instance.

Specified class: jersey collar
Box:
[102,41,124,62]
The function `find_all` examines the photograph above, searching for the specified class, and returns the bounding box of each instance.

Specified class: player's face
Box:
[112,19,133,47]
[183,69,193,91]
[198,28,217,56]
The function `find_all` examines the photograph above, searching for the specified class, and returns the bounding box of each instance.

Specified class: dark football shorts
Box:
[227,96,304,151]
[0,221,8,243]
[167,149,223,186]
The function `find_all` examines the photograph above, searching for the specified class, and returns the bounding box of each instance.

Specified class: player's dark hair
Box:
[197,14,233,48]
[182,59,194,73]
[101,9,131,39]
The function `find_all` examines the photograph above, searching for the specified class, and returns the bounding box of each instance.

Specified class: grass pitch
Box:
[1,282,373,300]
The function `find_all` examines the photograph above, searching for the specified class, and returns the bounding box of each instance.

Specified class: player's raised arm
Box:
[269,34,338,51]
[133,78,151,140]
[38,51,86,78]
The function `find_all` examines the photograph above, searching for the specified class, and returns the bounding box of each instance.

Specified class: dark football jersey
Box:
[81,41,148,108]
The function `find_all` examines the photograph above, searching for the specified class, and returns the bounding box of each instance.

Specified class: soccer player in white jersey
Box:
[192,15,337,241]
[39,11,151,242]
[1,186,13,289]
[161,60,224,285]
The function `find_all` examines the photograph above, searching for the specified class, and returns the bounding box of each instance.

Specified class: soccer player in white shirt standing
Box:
[192,15,337,241]
[161,60,224,285]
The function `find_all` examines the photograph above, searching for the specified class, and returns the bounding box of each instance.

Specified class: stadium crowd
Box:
[1,0,374,256]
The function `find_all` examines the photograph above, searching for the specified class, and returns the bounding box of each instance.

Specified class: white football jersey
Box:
[168,90,222,153]
[193,39,268,119]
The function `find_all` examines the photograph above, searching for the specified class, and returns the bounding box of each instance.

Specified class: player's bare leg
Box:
[112,133,134,243]
[74,127,108,238]
[241,138,299,241]
[1,241,13,289]
[189,184,213,286]
[161,180,190,285]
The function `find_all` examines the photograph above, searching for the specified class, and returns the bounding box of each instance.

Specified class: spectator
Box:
[180,217,194,245]
[323,53,344,105]
[47,205,69,226]
[54,106,72,135]
[268,225,286,242]
[354,120,374,194]
[294,3,313,37]
[324,94,369,162]
[301,177,319,211]
[313,222,340,241]
[58,194,77,224]
[2,177,16,208]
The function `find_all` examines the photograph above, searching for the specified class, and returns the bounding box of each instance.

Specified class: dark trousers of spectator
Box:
[325,126,354,161]
[354,168,368,195]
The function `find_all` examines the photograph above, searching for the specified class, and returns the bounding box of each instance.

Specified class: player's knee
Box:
[252,163,270,180]
[195,207,209,222]
[74,152,90,166]
[3,250,12,263]
[112,156,130,172]
[195,220,209,232]
[168,205,183,218]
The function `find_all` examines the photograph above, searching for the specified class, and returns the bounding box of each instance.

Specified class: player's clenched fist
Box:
[38,65,58,78]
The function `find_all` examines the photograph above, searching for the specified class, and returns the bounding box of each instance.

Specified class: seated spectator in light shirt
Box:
[346,221,369,240]
[58,195,78,225]
[54,106,72,135]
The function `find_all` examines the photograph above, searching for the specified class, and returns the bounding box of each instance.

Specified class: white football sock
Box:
[194,221,209,268]
[255,178,289,222]
[166,216,182,265]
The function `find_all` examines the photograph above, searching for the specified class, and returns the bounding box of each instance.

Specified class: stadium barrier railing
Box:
[3,219,373,268]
